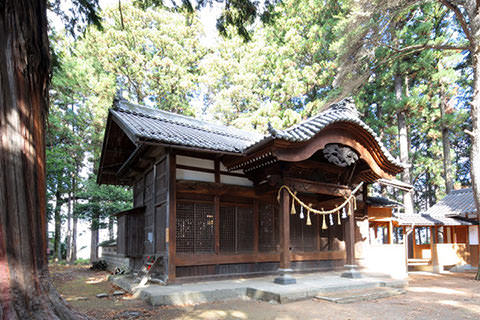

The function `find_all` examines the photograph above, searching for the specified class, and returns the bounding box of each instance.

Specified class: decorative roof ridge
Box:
[281,97,359,134]
[113,99,263,143]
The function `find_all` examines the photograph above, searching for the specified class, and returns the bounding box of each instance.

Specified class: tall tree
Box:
[0,0,92,318]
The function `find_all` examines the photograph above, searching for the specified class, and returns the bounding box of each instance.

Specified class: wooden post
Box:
[345,201,355,265]
[253,200,259,254]
[389,220,394,244]
[431,226,439,272]
[279,188,290,269]
[214,195,220,254]
[341,198,360,278]
[315,213,320,251]
[167,151,176,283]
[274,188,296,284]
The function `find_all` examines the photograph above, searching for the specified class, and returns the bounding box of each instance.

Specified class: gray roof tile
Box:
[394,188,477,226]
[271,98,406,168]
[112,99,263,153]
[422,188,476,217]
[109,97,404,171]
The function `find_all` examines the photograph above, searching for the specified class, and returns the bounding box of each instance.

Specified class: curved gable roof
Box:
[267,98,404,169]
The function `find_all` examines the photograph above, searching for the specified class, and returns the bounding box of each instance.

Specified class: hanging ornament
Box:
[342,206,347,219]
[348,199,352,216]
[329,213,334,226]
[306,203,312,226]
[354,197,357,210]
[321,213,327,230]
[299,206,304,219]
[337,211,341,225]
[291,192,297,215]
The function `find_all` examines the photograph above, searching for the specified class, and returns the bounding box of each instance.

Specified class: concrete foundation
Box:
[110,271,407,306]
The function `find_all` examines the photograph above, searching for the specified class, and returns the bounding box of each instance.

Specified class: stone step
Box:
[315,287,406,304]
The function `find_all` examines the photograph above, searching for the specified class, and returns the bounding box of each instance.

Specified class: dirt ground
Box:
[51,265,480,320]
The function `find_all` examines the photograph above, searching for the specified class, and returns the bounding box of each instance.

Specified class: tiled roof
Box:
[112,99,263,153]
[393,188,477,226]
[268,98,405,168]
[393,213,474,226]
[366,196,403,208]
[422,188,476,218]
[109,97,404,170]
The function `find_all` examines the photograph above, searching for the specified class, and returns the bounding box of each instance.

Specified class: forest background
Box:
[47,0,472,263]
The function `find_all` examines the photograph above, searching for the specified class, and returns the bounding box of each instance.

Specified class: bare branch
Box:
[465,129,475,137]
[384,42,469,52]
[438,0,474,47]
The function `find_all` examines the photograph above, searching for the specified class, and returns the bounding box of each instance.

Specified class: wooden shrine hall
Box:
[97,97,406,284]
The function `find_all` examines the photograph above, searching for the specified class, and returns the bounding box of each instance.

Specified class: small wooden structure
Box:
[97,97,405,283]
[397,188,478,270]
[366,188,478,271]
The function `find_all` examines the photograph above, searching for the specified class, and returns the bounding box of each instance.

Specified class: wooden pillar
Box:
[341,198,361,278]
[167,151,176,283]
[253,200,259,253]
[389,220,394,244]
[274,188,295,284]
[214,195,220,254]
[412,227,416,258]
[279,188,291,269]
[315,213,320,251]
[345,200,355,265]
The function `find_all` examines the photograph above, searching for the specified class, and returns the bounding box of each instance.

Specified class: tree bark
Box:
[440,88,454,194]
[90,212,99,262]
[71,214,77,262]
[395,74,414,214]
[0,1,88,318]
[54,191,63,261]
[471,39,480,281]
[65,192,72,262]
[108,215,114,241]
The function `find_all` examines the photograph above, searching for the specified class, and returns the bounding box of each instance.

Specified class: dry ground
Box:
[50,265,480,320]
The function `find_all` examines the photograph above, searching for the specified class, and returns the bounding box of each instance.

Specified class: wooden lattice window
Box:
[220,205,254,253]
[290,211,315,252]
[176,201,215,253]
[258,201,277,252]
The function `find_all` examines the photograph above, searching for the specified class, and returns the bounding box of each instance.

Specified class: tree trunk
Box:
[471,41,480,281]
[108,215,114,241]
[65,192,72,262]
[54,191,63,261]
[440,88,453,194]
[0,1,88,318]
[395,74,414,214]
[90,212,99,262]
[71,214,77,262]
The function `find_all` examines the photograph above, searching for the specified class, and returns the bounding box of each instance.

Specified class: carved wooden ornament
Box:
[323,144,359,167]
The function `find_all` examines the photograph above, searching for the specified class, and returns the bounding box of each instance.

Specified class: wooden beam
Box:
[175,253,280,266]
[176,180,265,199]
[268,175,351,198]
[174,250,345,266]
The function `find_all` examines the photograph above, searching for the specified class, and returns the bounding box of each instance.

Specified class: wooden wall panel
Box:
[117,215,127,255]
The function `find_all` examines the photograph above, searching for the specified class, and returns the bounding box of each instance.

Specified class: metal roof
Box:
[422,188,476,218]
[112,99,263,153]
